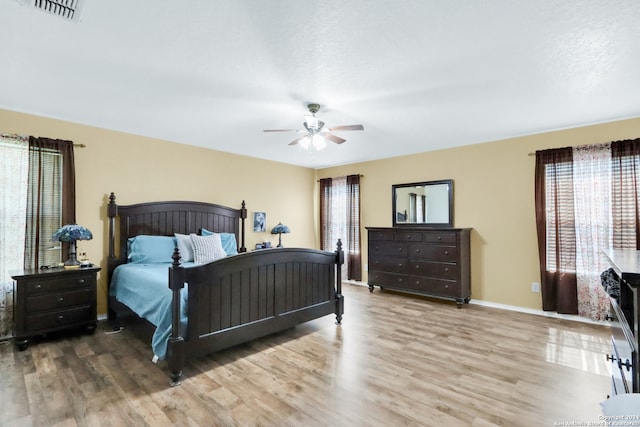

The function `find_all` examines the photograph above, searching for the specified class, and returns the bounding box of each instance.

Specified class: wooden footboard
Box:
[167,242,344,385]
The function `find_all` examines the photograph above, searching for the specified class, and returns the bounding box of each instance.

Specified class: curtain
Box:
[346,174,362,281]
[24,137,76,270]
[535,147,578,314]
[320,175,362,281]
[611,138,640,249]
[535,139,640,320]
[0,134,29,339]
[572,144,611,320]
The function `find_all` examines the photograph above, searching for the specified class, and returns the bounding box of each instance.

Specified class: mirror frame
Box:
[392,179,453,227]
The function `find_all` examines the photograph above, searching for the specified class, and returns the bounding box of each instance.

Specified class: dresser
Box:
[11,266,100,350]
[367,227,471,307]
[603,249,639,396]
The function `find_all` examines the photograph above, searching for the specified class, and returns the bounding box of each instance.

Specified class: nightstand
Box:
[10,266,100,350]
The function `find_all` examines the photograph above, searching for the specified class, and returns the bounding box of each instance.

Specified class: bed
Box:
[106,193,344,385]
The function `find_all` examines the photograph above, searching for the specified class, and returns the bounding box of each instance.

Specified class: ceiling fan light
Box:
[299,136,311,150]
[312,134,326,151]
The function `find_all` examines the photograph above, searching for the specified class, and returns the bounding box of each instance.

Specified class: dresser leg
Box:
[368,284,374,293]
[16,339,28,351]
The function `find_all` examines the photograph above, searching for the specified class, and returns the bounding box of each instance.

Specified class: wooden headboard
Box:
[106,192,247,280]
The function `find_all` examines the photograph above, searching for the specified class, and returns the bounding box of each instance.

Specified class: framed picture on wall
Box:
[253,212,266,232]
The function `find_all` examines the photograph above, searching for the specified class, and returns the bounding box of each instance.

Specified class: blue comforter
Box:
[109,263,190,360]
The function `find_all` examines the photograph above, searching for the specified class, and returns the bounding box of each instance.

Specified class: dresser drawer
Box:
[369,242,409,257]
[368,271,409,287]
[26,305,94,333]
[408,276,459,297]
[25,274,94,295]
[423,232,457,244]
[394,231,423,242]
[369,256,408,274]
[409,260,458,280]
[369,229,395,241]
[27,288,93,312]
[410,244,458,262]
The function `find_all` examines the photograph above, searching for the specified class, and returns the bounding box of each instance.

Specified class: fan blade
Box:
[288,136,308,146]
[263,129,298,132]
[329,124,364,132]
[324,132,346,144]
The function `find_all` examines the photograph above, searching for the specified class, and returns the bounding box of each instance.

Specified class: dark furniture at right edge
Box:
[367,227,471,307]
[603,249,640,396]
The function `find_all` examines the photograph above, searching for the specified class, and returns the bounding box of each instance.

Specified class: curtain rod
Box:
[74,143,86,148]
[316,174,363,182]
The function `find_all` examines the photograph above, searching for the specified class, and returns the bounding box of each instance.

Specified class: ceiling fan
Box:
[263,104,364,151]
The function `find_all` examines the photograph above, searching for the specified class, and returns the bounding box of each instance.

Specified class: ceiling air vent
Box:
[23,0,85,22]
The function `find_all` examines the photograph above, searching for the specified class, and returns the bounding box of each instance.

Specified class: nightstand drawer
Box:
[27,288,93,312]
[25,274,94,295]
[26,305,94,332]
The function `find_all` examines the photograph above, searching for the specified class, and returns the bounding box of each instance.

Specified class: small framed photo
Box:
[253,212,266,232]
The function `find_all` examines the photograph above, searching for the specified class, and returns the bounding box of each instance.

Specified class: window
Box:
[319,175,361,281]
[535,140,640,320]
[0,135,29,339]
[0,135,76,339]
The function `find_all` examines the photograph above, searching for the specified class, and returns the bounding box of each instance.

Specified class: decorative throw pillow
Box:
[190,233,227,264]
[201,228,238,256]
[174,233,194,262]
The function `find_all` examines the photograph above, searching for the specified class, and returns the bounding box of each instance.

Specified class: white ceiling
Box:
[1,1,640,169]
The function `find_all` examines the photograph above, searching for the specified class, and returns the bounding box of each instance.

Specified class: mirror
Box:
[392,179,453,227]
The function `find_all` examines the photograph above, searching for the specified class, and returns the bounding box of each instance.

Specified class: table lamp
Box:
[52,224,93,268]
[270,223,290,248]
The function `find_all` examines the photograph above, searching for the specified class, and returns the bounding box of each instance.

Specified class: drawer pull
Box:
[414,248,420,253]
[35,284,42,290]
[415,265,420,269]
[57,315,65,322]
[398,263,403,268]
[78,279,85,284]
[444,250,449,255]
[57,297,65,303]
[619,359,632,371]
[444,267,449,272]
[397,248,403,252]
[406,235,412,240]
[437,236,442,240]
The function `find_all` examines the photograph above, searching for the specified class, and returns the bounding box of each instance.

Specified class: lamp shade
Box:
[52,224,93,242]
[270,223,290,235]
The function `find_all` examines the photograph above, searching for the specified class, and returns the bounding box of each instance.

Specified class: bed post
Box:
[167,248,186,386]
[239,200,247,253]
[334,239,344,325]
[107,193,118,321]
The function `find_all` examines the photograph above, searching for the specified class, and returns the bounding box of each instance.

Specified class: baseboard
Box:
[343,280,609,327]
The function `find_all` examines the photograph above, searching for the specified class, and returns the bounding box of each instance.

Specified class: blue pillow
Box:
[201,229,238,256]
[127,235,176,263]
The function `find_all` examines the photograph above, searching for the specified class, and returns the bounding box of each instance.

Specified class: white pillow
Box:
[174,233,194,262]
[190,233,227,264]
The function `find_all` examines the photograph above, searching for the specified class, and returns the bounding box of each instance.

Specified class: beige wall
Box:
[3,107,640,314]
[318,117,640,309]
[1,109,317,315]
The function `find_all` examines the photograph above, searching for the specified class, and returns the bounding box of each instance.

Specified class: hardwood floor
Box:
[0,283,612,427]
